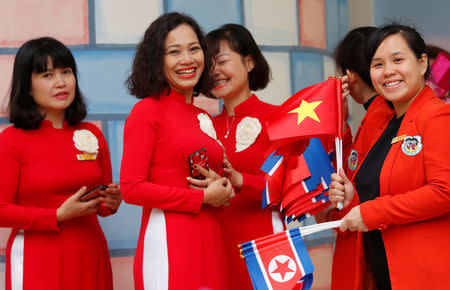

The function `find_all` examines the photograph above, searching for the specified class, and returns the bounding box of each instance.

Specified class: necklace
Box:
[224,115,236,139]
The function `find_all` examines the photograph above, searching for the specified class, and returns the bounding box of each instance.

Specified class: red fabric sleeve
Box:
[120,101,203,213]
[361,105,450,230]
[0,130,58,231]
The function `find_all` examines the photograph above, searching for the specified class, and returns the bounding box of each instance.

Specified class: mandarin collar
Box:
[40,119,70,129]
[162,88,194,105]
[222,94,258,117]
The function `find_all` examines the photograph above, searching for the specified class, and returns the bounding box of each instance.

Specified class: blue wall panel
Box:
[168,0,241,32]
[291,52,324,93]
[74,50,138,114]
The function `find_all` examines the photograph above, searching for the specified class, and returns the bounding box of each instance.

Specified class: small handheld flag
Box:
[261,138,334,223]
[239,221,342,290]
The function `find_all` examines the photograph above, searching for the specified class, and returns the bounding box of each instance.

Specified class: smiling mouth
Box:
[384,80,402,87]
[213,79,228,90]
[176,67,196,78]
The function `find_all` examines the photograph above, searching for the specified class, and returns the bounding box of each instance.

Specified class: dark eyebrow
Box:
[167,41,200,50]
[215,53,229,58]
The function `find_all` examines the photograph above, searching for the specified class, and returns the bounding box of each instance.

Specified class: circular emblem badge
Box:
[401,135,422,156]
[268,255,297,282]
[348,149,358,171]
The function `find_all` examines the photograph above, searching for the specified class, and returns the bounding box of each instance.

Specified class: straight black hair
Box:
[9,37,86,129]
[367,23,430,79]
[333,26,377,88]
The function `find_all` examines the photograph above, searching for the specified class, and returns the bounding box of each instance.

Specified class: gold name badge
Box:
[391,134,406,144]
[77,153,97,161]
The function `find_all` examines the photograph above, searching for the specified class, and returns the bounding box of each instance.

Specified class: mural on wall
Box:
[0,0,351,288]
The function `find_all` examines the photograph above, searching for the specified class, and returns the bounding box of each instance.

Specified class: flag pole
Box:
[335,137,343,210]
[333,76,344,210]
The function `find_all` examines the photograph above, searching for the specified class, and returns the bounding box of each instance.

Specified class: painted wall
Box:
[3,0,448,289]
[0,0,347,289]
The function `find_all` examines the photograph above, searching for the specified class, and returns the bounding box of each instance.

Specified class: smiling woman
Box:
[162,24,205,99]
[121,12,234,290]
[329,24,450,290]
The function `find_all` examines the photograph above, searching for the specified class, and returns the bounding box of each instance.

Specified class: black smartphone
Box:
[80,184,108,202]
[188,148,209,180]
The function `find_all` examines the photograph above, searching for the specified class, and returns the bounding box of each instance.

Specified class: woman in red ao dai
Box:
[0,37,121,290]
[121,12,234,290]
[189,24,284,290]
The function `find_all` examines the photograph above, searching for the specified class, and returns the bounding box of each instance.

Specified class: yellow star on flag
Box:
[288,100,322,125]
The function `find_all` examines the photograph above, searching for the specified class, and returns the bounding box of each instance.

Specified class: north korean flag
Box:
[240,228,314,290]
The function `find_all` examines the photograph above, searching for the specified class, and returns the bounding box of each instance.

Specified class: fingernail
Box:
[186,177,190,181]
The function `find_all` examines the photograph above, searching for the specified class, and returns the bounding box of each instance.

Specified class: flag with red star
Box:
[239,228,314,290]
[265,78,343,152]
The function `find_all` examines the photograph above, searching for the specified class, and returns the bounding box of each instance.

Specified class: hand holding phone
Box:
[80,184,108,202]
[189,148,209,180]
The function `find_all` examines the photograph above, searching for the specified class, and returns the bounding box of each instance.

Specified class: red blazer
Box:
[332,86,450,290]
[331,95,395,290]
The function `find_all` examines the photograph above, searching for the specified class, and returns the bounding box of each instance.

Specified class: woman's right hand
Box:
[202,177,235,207]
[222,153,243,189]
[187,165,221,189]
[329,168,355,209]
[56,186,105,223]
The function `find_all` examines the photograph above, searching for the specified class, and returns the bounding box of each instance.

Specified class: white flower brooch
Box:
[73,129,99,161]
[197,113,217,140]
[235,117,261,152]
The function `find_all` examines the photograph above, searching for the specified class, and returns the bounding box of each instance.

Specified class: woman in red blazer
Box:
[330,23,450,290]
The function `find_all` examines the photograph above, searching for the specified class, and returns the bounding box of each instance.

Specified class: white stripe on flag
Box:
[252,241,273,290]
[321,177,328,189]
[271,210,284,234]
[268,156,283,176]
[11,230,24,290]
[301,181,308,193]
[287,230,307,277]
[265,180,271,205]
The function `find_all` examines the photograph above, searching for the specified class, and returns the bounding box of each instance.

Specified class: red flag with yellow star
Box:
[265,78,342,147]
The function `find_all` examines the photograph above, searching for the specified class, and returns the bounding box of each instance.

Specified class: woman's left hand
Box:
[339,205,369,232]
[102,183,122,211]
[187,165,221,189]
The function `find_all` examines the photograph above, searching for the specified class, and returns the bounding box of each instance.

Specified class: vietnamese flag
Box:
[266,78,343,147]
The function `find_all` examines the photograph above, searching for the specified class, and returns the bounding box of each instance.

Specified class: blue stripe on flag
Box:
[261,152,283,175]
[243,250,270,290]
[289,228,314,276]
[303,139,334,191]
[262,181,270,209]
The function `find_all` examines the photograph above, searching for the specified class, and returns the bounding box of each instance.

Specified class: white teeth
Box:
[385,81,401,87]
[177,68,195,75]
[215,80,227,86]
